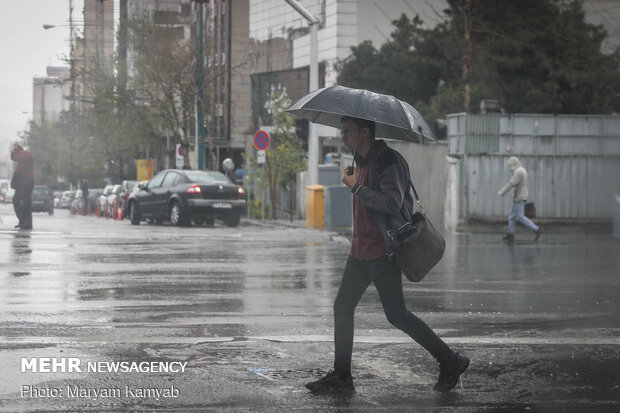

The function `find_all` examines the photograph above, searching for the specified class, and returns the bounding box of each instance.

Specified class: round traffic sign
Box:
[254,130,270,150]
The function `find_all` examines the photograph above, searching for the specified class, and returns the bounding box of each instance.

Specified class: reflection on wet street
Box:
[0,204,619,411]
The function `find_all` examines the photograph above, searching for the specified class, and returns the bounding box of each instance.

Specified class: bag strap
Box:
[408,181,424,214]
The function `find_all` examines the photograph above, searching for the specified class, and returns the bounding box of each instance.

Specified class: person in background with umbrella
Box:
[304,115,469,394]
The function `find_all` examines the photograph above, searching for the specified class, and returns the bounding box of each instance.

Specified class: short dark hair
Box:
[341,116,375,138]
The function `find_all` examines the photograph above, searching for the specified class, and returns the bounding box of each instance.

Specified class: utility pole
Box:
[463,0,472,113]
[118,0,128,181]
[196,1,206,170]
[69,0,76,186]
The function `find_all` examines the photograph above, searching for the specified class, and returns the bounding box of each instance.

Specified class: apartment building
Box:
[32,67,71,127]
[249,0,446,155]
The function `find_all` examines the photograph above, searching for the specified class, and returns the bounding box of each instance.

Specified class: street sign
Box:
[256,150,266,165]
[136,159,154,180]
[254,130,270,150]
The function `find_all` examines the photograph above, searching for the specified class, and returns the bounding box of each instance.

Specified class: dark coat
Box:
[355,139,414,253]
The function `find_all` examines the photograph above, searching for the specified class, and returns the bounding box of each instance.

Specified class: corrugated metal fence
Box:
[447,113,620,220]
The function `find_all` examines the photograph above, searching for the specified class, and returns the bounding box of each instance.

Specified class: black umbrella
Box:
[286,85,435,143]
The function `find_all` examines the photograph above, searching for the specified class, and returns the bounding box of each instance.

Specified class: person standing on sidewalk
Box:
[10,142,35,230]
[305,116,469,394]
[498,156,542,242]
[81,179,89,215]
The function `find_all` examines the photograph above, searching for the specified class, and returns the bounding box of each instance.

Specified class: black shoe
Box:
[433,353,470,392]
[305,370,354,394]
[14,224,21,228]
[502,233,514,243]
[534,228,542,242]
[20,224,32,230]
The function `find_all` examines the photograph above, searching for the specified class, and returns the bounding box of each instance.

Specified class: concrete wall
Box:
[451,154,620,220]
[389,140,449,233]
[447,113,620,222]
[296,141,449,232]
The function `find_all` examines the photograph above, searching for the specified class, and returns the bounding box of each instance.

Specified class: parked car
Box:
[97,185,115,216]
[53,191,62,208]
[106,184,123,217]
[70,189,83,212]
[126,169,246,227]
[58,190,75,209]
[31,185,54,214]
[121,180,145,219]
[4,188,15,204]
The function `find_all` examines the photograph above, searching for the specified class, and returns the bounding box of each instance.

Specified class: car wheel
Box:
[223,212,241,227]
[169,201,189,226]
[129,202,141,225]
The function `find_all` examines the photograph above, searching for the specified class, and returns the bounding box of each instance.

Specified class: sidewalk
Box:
[245,216,612,236]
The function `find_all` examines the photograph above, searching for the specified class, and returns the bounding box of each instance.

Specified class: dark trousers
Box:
[333,255,454,376]
[13,178,34,228]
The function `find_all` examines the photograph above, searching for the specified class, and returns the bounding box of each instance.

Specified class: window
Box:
[161,172,179,188]
[148,172,167,189]
[184,170,230,184]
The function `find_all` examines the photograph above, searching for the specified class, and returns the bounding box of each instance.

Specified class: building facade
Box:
[202,0,252,171]
[249,0,447,156]
[32,67,71,126]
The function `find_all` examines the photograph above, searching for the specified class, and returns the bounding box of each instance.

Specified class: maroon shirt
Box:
[11,148,34,179]
[350,146,386,260]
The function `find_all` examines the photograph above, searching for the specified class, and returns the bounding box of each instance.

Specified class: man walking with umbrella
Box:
[303,115,469,394]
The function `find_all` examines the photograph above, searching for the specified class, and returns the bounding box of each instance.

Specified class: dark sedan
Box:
[31,185,54,215]
[126,169,246,227]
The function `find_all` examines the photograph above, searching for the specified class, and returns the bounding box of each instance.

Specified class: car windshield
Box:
[33,187,50,195]
[184,171,231,184]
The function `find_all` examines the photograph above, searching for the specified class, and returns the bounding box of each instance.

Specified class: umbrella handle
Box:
[346,134,360,176]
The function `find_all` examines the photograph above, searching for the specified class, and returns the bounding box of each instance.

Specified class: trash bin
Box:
[324,185,352,230]
[306,185,324,229]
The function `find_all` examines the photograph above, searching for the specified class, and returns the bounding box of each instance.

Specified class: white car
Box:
[58,190,75,209]
[97,185,114,216]
[106,184,123,217]
[3,188,15,203]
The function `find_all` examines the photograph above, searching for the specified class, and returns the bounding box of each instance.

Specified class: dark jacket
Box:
[355,139,414,254]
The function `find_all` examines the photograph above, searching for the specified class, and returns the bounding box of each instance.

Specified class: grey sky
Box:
[0,0,82,151]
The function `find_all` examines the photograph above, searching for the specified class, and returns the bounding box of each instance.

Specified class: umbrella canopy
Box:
[286,85,435,143]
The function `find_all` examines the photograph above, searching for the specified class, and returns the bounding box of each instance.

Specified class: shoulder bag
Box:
[387,181,445,282]
[524,202,536,219]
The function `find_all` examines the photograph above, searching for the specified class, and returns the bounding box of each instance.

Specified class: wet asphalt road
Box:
[0,203,619,412]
